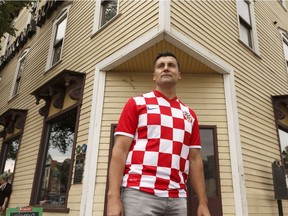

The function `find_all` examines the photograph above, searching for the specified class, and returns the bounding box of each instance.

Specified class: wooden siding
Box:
[171,0,288,215]
[93,72,232,215]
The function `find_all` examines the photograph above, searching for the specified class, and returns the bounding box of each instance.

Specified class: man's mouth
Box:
[161,74,172,77]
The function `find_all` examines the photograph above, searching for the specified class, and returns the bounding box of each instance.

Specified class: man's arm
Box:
[107,135,133,216]
[189,148,211,216]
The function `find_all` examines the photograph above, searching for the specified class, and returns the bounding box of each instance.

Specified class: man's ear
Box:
[153,73,156,81]
[178,72,182,80]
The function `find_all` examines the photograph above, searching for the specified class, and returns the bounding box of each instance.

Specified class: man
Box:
[107,51,211,216]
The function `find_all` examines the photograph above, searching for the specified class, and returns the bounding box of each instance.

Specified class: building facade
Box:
[0,0,288,215]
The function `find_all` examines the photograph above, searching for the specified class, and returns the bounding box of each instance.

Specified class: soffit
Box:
[110,40,217,74]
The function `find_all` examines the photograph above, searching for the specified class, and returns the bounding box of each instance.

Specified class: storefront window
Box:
[2,137,20,182]
[38,112,76,207]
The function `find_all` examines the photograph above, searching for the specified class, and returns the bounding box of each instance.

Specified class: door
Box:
[187,126,222,216]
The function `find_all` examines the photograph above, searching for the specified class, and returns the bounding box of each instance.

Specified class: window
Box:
[12,50,29,96]
[279,128,288,186]
[0,109,27,183]
[1,137,20,182]
[46,7,70,70]
[237,0,259,52]
[283,40,288,66]
[272,95,288,192]
[52,14,67,66]
[100,0,118,26]
[93,0,119,32]
[30,70,85,210]
[38,111,76,207]
[238,0,252,47]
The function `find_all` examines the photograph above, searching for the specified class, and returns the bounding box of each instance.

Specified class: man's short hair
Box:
[154,51,180,69]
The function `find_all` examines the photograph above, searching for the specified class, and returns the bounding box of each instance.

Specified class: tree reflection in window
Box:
[39,112,76,207]
[101,0,118,26]
[3,137,20,182]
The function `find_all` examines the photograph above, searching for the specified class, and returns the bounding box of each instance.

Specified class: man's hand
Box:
[107,197,124,216]
[197,203,211,216]
[0,205,6,212]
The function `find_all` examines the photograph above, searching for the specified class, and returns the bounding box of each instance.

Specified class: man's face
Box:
[153,56,181,87]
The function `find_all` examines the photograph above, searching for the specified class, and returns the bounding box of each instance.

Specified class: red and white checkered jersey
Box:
[115,90,201,198]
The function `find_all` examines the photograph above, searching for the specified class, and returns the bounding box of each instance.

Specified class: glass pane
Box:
[240,22,252,48]
[238,0,251,25]
[279,129,288,186]
[17,57,25,79]
[13,57,26,95]
[3,138,20,181]
[200,128,217,197]
[38,112,76,207]
[52,42,62,65]
[101,0,117,26]
[13,81,20,96]
[54,17,67,45]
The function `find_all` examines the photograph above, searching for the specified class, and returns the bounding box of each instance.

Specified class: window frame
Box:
[45,6,70,71]
[92,0,120,34]
[0,109,27,184]
[10,48,29,98]
[0,135,21,183]
[236,0,260,54]
[30,107,80,213]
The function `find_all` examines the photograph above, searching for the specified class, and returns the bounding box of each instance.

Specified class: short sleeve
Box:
[114,98,138,138]
[189,112,201,148]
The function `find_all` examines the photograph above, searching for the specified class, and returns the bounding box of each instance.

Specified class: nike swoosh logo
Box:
[147,107,158,110]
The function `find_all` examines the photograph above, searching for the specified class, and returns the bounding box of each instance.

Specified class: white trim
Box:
[159,0,170,31]
[249,1,260,54]
[79,67,106,216]
[223,72,249,216]
[92,0,102,32]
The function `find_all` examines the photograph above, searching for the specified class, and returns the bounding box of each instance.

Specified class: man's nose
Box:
[163,64,169,71]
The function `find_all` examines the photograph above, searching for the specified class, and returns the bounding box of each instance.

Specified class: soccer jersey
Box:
[115,90,201,198]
